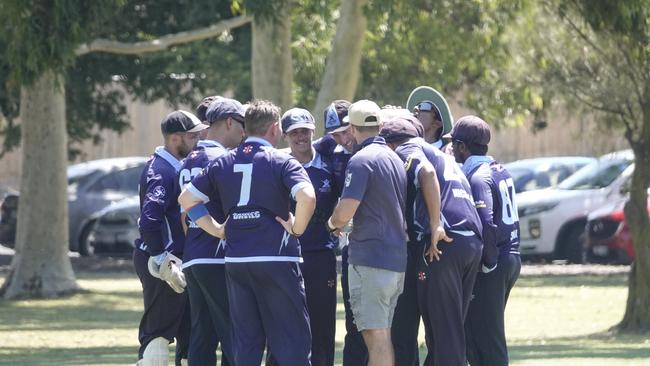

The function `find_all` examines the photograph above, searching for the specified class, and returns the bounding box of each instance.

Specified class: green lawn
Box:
[1,270,649,365]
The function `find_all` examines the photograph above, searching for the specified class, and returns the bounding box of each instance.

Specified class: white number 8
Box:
[498,178,519,225]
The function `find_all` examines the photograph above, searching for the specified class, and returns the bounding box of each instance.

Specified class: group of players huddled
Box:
[133,88,521,366]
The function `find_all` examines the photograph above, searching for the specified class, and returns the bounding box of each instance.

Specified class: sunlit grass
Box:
[1,270,649,365]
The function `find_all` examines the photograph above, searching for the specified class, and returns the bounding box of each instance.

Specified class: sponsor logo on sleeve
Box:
[345,172,352,187]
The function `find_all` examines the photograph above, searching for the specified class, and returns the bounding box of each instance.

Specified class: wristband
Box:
[187,204,209,222]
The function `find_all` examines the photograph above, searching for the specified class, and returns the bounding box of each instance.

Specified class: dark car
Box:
[505,156,595,193]
[85,196,140,255]
[583,193,649,264]
[0,157,147,255]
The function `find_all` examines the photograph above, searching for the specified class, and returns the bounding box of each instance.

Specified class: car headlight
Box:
[518,202,559,217]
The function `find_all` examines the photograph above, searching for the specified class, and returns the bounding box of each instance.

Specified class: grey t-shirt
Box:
[342,136,407,272]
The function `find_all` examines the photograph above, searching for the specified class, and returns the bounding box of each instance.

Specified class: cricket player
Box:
[327,100,407,366]
[134,110,207,366]
[178,97,246,365]
[448,116,521,366]
[179,100,316,366]
[382,115,483,366]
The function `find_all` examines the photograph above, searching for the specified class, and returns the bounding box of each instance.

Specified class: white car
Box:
[516,150,634,262]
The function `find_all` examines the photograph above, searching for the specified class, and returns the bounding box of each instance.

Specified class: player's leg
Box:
[225,263,266,366]
[424,234,480,366]
[301,250,337,366]
[184,265,219,365]
[341,246,369,365]
[254,261,312,366]
[134,249,187,365]
[197,263,234,365]
[349,265,404,366]
[391,241,422,366]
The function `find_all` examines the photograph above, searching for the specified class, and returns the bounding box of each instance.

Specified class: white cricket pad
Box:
[141,337,169,366]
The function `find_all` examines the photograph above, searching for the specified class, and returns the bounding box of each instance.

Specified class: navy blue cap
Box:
[448,115,491,145]
[161,110,208,134]
[206,97,245,124]
[281,108,316,133]
[379,116,419,143]
[324,100,351,133]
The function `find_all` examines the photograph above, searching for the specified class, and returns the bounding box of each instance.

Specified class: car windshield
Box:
[558,158,632,190]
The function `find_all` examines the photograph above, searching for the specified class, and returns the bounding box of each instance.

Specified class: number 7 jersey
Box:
[187,137,313,263]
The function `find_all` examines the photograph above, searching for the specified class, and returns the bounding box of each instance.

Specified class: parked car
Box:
[505,156,596,193]
[84,196,140,255]
[516,150,634,263]
[583,192,650,264]
[0,157,147,255]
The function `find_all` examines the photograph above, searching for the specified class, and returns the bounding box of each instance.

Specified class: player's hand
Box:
[275,212,295,234]
[159,253,186,293]
[426,226,453,262]
[214,217,228,239]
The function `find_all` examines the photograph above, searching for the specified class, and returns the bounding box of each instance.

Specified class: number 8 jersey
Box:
[187,137,313,263]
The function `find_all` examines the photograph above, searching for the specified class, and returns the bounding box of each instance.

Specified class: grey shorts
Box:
[348,264,405,331]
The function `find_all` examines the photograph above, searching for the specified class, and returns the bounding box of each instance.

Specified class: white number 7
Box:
[234,164,253,206]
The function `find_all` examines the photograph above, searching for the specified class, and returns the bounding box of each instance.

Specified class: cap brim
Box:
[327,124,350,134]
[284,122,316,133]
[187,123,210,133]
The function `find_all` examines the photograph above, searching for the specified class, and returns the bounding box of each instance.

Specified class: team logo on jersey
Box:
[345,172,352,187]
[474,199,487,209]
[320,179,332,193]
[327,279,336,288]
[243,145,254,154]
[152,185,166,198]
[417,271,427,281]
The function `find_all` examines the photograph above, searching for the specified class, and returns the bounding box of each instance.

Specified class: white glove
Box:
[147,252,186,293]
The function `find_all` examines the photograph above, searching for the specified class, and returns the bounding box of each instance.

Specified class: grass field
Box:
[1,270,649,366]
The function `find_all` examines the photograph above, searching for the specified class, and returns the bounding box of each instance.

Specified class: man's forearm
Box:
[419,166,442,230]
[329,198,360,229]
[293,187,316,235]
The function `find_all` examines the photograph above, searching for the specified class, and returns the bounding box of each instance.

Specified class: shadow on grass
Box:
[0,346,136,365]
[517,274,627,288]
[510,332,650,361]
[0,290,142,331]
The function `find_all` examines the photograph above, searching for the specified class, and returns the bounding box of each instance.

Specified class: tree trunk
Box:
[1,71,78,299]
[251,10,293,110]
[312,0,369,136]
[617,87,650,332]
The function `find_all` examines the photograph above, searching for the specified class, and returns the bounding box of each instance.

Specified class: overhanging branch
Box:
[75,15,252,56]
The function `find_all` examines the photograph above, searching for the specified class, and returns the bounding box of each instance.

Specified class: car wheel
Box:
[78,222,96,257]
[561,225,586,264]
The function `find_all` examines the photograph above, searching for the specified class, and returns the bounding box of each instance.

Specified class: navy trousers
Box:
[465,253,521,366]
[225,261,312,366]
[267,250,337,366]
[340,246,368,366]
[184,264,234,366]
[133,248,190,365]
[302,250,337,366]
[390,241,422,366]
[417,233,482,366]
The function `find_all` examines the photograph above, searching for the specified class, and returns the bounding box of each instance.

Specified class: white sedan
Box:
[516,150,634,263]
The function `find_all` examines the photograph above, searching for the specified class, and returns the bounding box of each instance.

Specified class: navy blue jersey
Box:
[313,134,352,196]
[292,150,338,252]
[342,136,408,272]
[178,140,229,267]
[136,146,185,256]
[395,138,482,242]
[467,159,520,266]
[188,137,313,262]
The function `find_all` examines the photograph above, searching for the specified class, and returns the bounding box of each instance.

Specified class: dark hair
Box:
[467,142,488,156]
[245,100,281,136]
[195,96,219,122]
